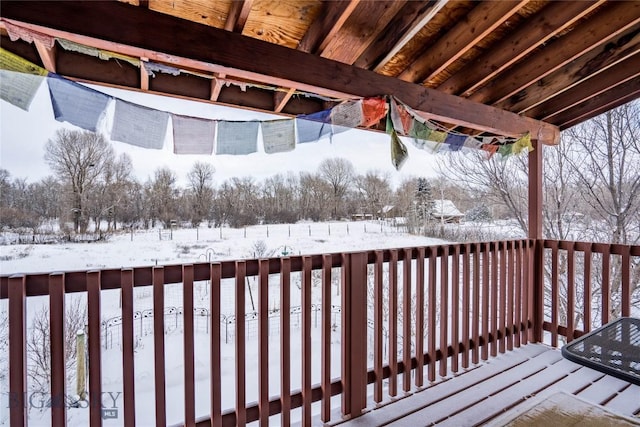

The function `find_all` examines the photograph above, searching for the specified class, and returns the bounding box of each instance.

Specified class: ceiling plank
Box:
[469,1,640,105]
[0,1,559,143]
[552,77,640,130]
[354,0,447,71]
[319,1,406,65]
[438,0,604,96]
[225,0,253,33]
[297,0,360,54]
[496,28,640,113]
[398,0,528,84]
[526,54,640,121]
[34,38,56,72]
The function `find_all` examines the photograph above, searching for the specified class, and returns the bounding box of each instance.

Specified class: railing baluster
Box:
[601,245,611,325]
[280,258,291,427]
[8,275,26,427]
[210,263,222,427]
[87,270,103,427]
[321,254,333,420]
[621,245,631,317]
[235,261,247,426]
[551,242,559,347]
[507,242,514,351]
[462,244,470,369]
[451,245,460,373]
[472,244,480,364]
[50,273,66,426]
[583,245,592,333]
[482,242,490,361]
[567,245,575,342]
[428,247,437,382]
[121,269,136,427]
[302,256,313,426]
[514,243,522,348]
[389,250,398,395]
[374,250,384,400]
[523,240,531,345]
[490,242,498,358]
[183,265,195,427]
[415,247,425,386]
[439,246,449,377]
[403,248,412,391]
[258,259,270,426]
[153,266,166,427]
[499,242,507,354]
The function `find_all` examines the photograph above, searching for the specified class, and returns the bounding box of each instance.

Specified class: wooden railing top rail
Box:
[0,239,534,298]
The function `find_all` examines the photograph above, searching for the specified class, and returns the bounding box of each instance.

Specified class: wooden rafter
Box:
[225,0,253,33]
[526,54,640,121]
[140,60,149,91]
[551,77,640,129]
[210,73,226,102]
[0,1,559,144]
[437,0,605,97]
[398,0,528,84]
[354,0,448,72]
[319,0,406,65]
[297,0,360,54]
[273,88,296,113]
[496,28,640,114]
[34,38,56,72]
[469,1,640,105]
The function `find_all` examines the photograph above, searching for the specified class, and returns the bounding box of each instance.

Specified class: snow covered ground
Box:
[0,221,444,426]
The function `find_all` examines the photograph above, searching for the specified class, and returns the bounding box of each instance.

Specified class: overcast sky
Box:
[0,80,440,187]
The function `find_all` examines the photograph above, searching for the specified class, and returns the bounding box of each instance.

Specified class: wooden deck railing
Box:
[0,239,636,426]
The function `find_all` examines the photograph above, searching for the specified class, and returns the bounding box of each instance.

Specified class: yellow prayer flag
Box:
[512,132,533,155]
[0,47,47,76]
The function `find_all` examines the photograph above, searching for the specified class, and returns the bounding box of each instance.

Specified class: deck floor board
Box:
[331,344,640,427]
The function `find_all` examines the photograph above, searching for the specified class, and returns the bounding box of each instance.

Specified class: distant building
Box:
[431,200,465,223]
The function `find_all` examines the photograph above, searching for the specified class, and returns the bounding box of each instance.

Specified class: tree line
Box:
[1,129,467,234]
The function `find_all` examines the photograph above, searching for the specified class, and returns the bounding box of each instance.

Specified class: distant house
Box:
[431,200,465,223]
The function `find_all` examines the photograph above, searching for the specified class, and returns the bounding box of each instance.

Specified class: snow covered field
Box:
[0,221,444,426]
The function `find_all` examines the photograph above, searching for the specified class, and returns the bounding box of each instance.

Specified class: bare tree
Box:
[148,167,179,228]
[44,129,114,233]
[318,157,355,219]
[187,161,215,227]
[354,170,392,218]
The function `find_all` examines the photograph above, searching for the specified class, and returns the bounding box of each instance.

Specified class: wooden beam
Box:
[273,88,296,113]
[225,0,253,33]
[297,0,360,54]
[210,73,225,102]
[469,1,640,105]
[438,0,604,96]
[140,59,149,91]
[551,77,640,130]
[34,38,56,72]
[526,54,640,121]
[319,1,406,65]
[0,1,559,143]
[356,0,448,72]
[398,0,528,84]
[496,28,640,113]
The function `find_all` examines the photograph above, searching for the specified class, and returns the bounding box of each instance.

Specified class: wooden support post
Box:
[341,252,368,418]
[528,140,544,342]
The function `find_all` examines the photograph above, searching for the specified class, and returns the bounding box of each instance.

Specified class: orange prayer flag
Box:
[361,97,387,127]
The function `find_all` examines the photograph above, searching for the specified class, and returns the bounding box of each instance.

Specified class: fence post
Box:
[341,252,368,418]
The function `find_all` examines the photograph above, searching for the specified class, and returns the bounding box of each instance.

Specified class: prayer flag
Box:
[331,100,364,128]
[216,120,259,155]
[47,74,111,132]
[390,130,408,170]
[172,114,216,154]
[498,143,514,158]
[428,129,448,143]
[111,99,169,149]
[444,133,466,151]
[4,21,54,49]
[0,70,44,111]
[512,132,533,155]
[481,144,500,159]
[296,109,332,143]
[262,119,295,154]
[389,97,412,135]
[361,97,387,127]
[0,47,48,76]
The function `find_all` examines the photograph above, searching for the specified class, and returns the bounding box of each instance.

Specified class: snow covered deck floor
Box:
[332,344,640,426]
